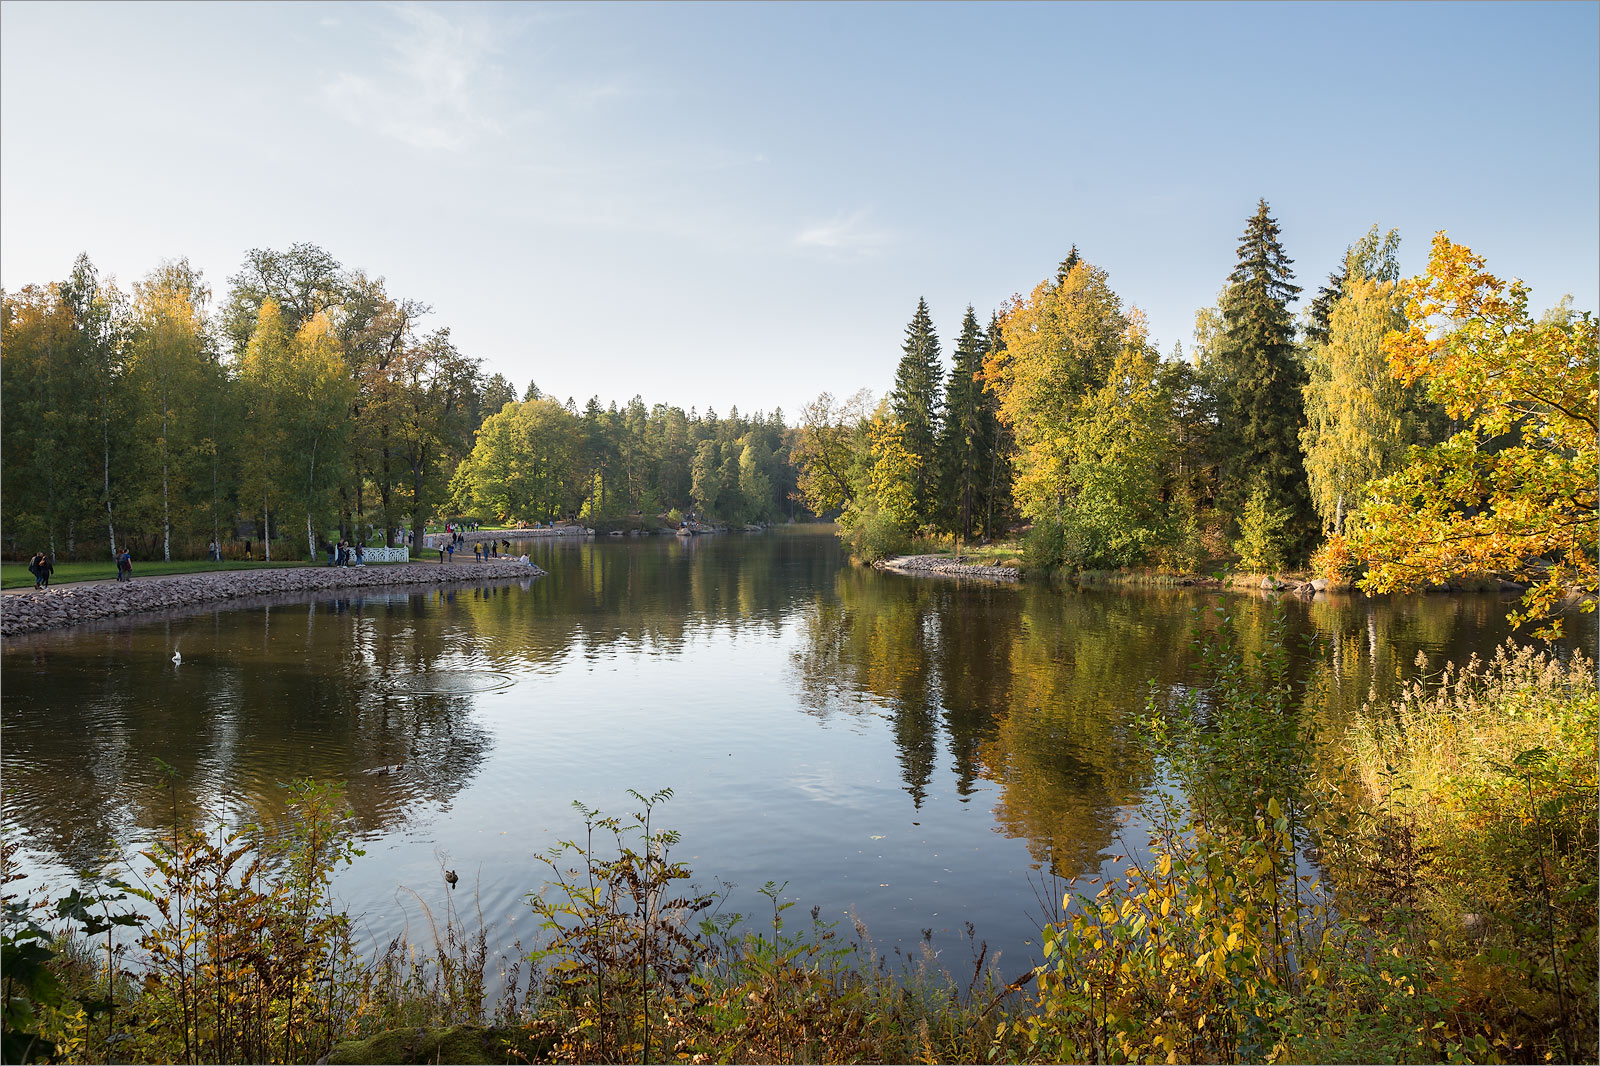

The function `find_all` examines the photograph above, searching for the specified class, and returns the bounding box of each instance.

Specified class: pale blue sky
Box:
[3,1,1596,416]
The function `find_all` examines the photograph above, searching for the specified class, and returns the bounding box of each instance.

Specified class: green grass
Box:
[5,558,325,589]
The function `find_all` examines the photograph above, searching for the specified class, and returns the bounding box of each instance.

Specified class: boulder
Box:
[325,1025,552,1065]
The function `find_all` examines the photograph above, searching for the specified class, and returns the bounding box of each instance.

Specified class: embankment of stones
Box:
[874,554,1022,581]
[0,560,544,638]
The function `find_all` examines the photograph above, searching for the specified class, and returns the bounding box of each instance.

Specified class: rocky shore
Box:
[874,554,1022,581]
[0,560,544,637]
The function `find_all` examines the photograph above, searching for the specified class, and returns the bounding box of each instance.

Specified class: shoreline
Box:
[0,560,545,638]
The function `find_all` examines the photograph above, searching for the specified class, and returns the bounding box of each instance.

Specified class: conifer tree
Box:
[1055,244,1081,285]
[980,313,1015,537]
[937,306,1003,539]
[890,297,942,525]
[1211,200,1311,555]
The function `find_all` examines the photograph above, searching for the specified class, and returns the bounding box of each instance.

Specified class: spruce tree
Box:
[1056,244,1081,285]
[936,306,991,538]
[980,312,1014,538]
[1212,200,1312,555]
[890,297,942,526]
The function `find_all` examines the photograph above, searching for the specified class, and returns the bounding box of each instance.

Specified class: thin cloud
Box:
[795,210,891,257]
[321,4,506,151]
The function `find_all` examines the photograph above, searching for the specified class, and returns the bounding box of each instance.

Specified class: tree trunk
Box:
[263,494,272,561]
[104,412,116,560]
[306,435,320,560]
[161,381,171,561]
[380,434,394,546]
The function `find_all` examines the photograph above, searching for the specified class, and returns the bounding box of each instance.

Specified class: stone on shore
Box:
[1,560,544,638]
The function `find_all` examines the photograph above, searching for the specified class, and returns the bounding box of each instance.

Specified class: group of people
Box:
[327,540,365,567]
[472,539,514,561]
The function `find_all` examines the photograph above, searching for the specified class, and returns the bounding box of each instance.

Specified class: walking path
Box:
[0,559,544,637]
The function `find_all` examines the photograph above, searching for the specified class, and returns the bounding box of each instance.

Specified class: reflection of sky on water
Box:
[3,527,1591,973]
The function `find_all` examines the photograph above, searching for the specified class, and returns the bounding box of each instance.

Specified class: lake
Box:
[3,526,1589,977]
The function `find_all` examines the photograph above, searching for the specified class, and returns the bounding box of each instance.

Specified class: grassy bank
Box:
[1,558,405,590]
[5,637,1593,1063]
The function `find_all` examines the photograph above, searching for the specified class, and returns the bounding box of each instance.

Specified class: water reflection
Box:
[2,528,1590,967]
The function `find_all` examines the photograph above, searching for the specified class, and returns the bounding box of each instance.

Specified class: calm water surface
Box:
[3,527,1589,972]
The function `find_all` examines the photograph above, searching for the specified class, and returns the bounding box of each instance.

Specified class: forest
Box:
[3,200,1594,634]
[789,201,1596,635]
[0,244,800,564]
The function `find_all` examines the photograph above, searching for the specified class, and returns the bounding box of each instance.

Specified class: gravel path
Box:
[874,554,1022,582]
[0,560,544,637]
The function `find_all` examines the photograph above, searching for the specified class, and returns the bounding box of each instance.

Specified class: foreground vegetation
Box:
[4,627,1592,1064]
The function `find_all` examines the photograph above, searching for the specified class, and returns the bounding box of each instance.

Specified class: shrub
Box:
[1233,482,1292,572]
[1309,533,1360,584]
[841,504,908,564]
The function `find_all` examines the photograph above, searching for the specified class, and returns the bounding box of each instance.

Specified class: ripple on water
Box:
[379,669,515,698]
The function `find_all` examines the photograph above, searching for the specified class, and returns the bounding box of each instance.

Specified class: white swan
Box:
[171,649,182,665]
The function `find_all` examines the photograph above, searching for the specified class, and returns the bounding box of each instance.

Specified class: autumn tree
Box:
[985,256,1125,528]
[0,283,95,560]
[1349,234,1597,636]
[127,260,215,560]
[221,243,347,356]
[1299,230,1419,534]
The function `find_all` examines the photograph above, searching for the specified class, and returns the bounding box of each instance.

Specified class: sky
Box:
[3,1,1597,418]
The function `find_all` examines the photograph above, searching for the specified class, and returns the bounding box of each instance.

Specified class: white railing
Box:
[362,546,410,563]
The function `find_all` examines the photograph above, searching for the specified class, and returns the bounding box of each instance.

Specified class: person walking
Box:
[355,543,365,567]
[28,552,44,589]
[38,553,53,588]
[116,548,133,582]
[446,541,455,563]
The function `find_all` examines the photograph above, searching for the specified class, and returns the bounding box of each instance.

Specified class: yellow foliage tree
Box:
[984,260,1126,524]
[1348,234,1597,635]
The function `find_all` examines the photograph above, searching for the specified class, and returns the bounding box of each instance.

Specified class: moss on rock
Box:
[325,1025,549,1065]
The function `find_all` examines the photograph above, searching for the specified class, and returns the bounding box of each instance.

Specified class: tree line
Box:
[791,201,1596,631]
[1,244,801,563]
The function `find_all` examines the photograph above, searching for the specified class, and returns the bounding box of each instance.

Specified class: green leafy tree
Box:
[1063,323,1174,568]
[791,390,872,517]
[690,440,722,518]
